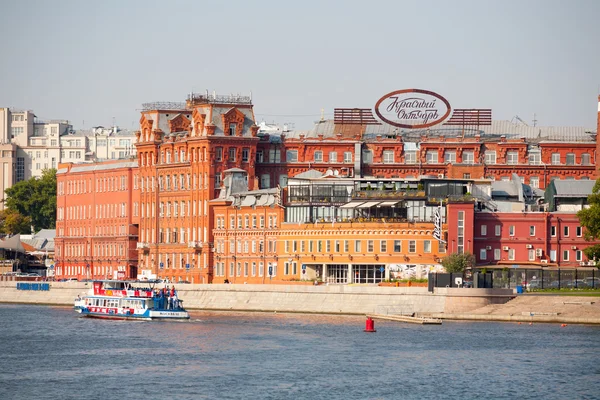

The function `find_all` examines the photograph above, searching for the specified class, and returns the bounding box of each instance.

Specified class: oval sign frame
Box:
[374,89,452,129]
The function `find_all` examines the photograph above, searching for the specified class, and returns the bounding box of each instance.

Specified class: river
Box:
[0,304,598,399]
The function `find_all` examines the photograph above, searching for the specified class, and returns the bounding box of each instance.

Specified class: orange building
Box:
[134,94,260,283]
[212,169,283,283]
[55,160,140,280]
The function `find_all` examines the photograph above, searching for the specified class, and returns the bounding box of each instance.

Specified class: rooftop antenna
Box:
[532,113,537,127]
[320,108,325,121]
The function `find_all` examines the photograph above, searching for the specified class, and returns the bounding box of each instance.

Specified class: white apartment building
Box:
[0,108,138,209]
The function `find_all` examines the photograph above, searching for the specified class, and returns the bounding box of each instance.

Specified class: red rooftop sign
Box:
[374,89,452,129]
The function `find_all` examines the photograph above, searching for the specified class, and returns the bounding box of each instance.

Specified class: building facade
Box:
[54,160,140,280]
[53,91,600,282]
[134,94,260,283]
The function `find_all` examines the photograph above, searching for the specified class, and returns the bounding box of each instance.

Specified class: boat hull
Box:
[75,306,190,321]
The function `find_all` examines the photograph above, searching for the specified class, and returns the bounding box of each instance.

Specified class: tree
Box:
[0,209,32,234]
[577,179,600,264]
[441,252,476,273]
[5,168,57,232]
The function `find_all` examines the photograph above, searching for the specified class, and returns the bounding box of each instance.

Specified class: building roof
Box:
[279,119,595,144]
[57,160,138,174]
[552,180,595,197]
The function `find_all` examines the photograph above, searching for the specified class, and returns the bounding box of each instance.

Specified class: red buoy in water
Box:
[364,316,376,332]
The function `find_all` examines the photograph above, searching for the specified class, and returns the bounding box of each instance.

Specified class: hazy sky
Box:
[1,0,599,131]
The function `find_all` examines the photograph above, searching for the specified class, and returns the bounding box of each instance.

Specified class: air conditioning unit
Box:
[526,244,533,249]
[502,246,509,251]
[535,249,543,257]
[485,246,492,250]
[541,259,548,264]
[588,261,596,266]
[580,262,587,266]
[571,246,577,250]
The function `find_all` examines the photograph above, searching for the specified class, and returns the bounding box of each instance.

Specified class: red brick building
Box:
[134,94,260,283]
[55,160,140,280]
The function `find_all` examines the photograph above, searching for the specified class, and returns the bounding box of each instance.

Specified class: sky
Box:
[1,0,599,131]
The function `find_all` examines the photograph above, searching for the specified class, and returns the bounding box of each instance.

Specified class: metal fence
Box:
[487,269,600,290]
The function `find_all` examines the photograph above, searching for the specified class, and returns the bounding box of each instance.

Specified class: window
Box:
[354,240,361,252]
[481,225,487,236]
[269,149,281,163]
[495,225,501,236]
[424,240,431,253]
[566,153,575,165]
[286,150,298,162]
[508,249,515,260]
[551,153,561,165]
[462,151,474,164]
[463,173,470,179]
[444,151,456,163]
[550,250,557,262]
[228,148,236,161]
[506,151,518,165]
[380,240,387,253]
[362,150,373,164]
[576,250,582,262]
[329,152,338,163]
[242,148,249,162]
[405,151,417,164]
[494,249,501,260]
[484,150,496,164]
[314,151,323,162]
[256,150,264,163]
[529,226,535,236]
[480,248,487,260]
[551,226,556,237]
[581,153,591,165]
[530,176,539,189]
[528,249,535,261]
[563,250,569,261]
[393,240,401,252]
[426,150,438,164]
[529,152,541,165]
[577,226,582,237]
[260,174,270,189]
[563,226,569,237]
[344,152,352,163]
[408,240,416,253]
[229,123,237,136]
[383,150,394,164]
[509,225,515,236]
[367,240,374,252]
[215,147,223,162]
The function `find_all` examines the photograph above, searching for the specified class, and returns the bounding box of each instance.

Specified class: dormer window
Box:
[229,123,237,136]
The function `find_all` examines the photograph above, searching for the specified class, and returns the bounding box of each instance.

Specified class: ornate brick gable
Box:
[192,109,206,137]
[221,108,245,136]
[140,114,153,142]
[168,114,191,134]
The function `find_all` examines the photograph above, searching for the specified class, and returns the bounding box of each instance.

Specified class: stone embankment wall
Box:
[0,281,514,315]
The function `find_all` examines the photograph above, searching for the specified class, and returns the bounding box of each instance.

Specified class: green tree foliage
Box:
[0,209,32,234]
[4,168,56,232]
[441,252,476,273]
[577,179,600,264]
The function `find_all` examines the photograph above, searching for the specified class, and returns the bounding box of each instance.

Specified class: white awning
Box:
[378,201,398,207]
[357,201,380,208]
[340,202,364,209]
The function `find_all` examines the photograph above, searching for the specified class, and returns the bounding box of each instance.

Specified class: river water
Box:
[0,304,599,400]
